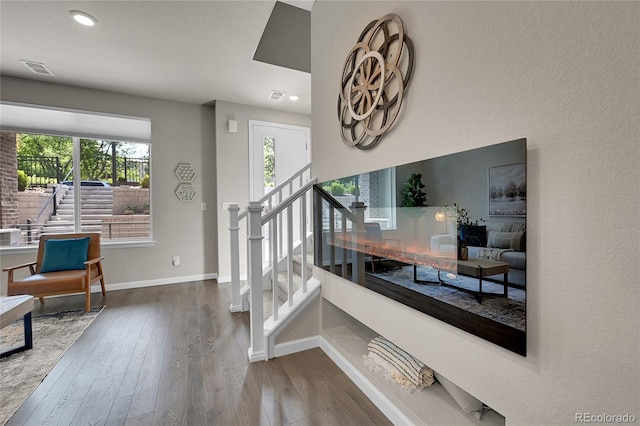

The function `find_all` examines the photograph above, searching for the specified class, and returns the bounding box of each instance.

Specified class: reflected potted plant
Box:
[401,173,428,245]
[124,204,137,215]
[452,203,486,249]
[401,173,427,207]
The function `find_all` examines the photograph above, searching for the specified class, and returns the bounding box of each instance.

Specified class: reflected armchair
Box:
[364,222,401,272]
[430,234,456,256]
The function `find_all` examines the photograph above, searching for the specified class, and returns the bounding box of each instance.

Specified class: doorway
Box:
[248,120,311,266]
[248,120,310,200]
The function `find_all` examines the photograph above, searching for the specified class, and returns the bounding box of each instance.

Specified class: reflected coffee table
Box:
[0,295,35,358]
[456,259,509,303]
[414,258,509,303]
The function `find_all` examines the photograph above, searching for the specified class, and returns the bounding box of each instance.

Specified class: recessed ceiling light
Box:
[69,10,97,26]
[288,95,299,101]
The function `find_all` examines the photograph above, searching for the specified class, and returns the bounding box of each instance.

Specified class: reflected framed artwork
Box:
[489,163,526,217]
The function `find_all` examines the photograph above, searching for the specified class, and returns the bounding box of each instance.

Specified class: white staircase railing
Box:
[226,163,320,362]
[227,163,312,312]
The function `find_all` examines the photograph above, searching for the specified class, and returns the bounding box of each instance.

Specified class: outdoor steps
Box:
[43,186,114,235]
[54,213,113,219]
[57,209,113,215]
[59,198,113,204]
[50,215,111,221]
[42,222,103,232]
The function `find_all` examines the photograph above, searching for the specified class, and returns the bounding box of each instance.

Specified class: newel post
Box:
[247,201,265,362]
[228,203,242,313]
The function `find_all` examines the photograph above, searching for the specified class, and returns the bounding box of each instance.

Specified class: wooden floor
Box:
[7,281,391,426]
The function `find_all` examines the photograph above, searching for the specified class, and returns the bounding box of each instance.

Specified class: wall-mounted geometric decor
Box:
[174,163,196,183]
[175,183,197,202]
[174,162,197,202]
[338,13,415,150]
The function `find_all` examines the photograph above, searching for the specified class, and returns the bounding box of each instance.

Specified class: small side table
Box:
[1,295,35,358]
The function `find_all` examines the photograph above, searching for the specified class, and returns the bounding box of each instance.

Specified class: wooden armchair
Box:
[3,233,105,312]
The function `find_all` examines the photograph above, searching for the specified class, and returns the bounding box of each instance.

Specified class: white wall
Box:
[215,100,310,281]
[0,76,218,292]
[312,2,639,424]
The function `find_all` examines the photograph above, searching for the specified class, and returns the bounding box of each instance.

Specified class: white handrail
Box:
[246,184,315,361]
[238,162,311,221]
[227,163,316,362]
[261,179,317,224]
[228,163,312,308]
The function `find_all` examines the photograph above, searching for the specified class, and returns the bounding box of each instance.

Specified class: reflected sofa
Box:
[431,222,526,288]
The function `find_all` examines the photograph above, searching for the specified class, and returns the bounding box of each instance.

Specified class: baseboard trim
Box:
[273,335,319,358]
[94,273,218,292]
[217,274,247,284]
[247,347,265,363]
[319,336,411,426]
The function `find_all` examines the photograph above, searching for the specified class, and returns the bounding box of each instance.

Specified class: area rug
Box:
[0,307,102,425]
[369,265,526,331]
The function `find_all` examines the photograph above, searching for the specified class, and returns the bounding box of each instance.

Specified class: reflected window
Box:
[321,167,396,230]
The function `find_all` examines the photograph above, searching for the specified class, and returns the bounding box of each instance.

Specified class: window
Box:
[0,102,151,247]
[321,167,397,230]
[264,136,275,190]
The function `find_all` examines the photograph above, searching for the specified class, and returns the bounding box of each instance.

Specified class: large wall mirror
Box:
[314,138,527,355]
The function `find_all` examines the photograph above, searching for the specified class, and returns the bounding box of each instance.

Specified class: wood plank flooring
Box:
[6,281,391,425]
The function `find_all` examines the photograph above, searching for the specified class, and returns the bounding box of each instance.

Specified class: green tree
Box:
[80,139,111,180]
[16,134,143,182]
[17,134,72,182]
[17,134,72,158]
[264,137,275,187]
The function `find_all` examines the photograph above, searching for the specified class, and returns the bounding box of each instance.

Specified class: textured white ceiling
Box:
[0,1,312,114]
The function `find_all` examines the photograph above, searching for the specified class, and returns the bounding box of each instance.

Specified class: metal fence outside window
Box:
[17,156,70,188]
[18,156,149,187]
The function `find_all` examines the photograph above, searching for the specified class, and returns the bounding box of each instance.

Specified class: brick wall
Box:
[102,215,150,239]
[0,132,19,229]
[112,187,150,214]
[18,191,53,225]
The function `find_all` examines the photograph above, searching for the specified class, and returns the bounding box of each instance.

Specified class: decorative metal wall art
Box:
[174,163,196,183]
[174,162,197,202]
[338,13,414,150]
[175,183,197,202]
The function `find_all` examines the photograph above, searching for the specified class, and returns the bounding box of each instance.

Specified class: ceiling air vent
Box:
[20,60,55,76]
[268,90,286,101]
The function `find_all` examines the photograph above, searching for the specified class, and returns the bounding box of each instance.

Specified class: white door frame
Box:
[248,120,311,200]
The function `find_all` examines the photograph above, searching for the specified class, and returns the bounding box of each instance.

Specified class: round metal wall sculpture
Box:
[338,13,414,150]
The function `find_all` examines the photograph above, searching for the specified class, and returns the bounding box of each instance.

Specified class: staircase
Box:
[45,186,113,233]
[227,163,321,362]
[262,252,314,319]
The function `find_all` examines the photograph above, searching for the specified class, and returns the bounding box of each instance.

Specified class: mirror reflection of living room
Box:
[317,138,527,355]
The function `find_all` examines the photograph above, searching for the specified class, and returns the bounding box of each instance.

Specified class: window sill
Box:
[102,239,157,249]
